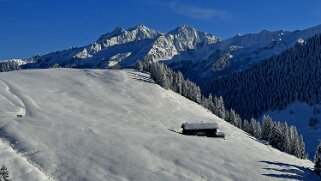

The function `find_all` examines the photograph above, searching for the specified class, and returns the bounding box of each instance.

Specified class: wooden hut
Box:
[181,122,220,137]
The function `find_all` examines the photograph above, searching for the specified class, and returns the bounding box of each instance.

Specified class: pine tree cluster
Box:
[136,60,308,159]
[136,60,202,103]
[0,61,21,72]
[261,115,307,158]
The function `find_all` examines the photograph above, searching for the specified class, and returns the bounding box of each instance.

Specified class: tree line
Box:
[0,61,21,72]
[136,59,307,159]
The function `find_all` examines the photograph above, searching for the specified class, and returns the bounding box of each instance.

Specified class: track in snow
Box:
[0,80,26,117]
[0,79,54,180]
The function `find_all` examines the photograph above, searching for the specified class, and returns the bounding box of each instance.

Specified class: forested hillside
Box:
[207,34,321,119]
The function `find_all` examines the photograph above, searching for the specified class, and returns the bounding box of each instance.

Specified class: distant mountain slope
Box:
[169,24,321,86]
[207,34,321,119]
[0,68,317,180]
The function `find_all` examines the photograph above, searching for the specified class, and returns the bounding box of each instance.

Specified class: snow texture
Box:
[0,69,318,180]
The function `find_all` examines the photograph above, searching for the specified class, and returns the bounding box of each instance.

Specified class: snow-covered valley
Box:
[0,68,318,180]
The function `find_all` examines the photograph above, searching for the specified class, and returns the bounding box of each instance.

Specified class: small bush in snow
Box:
[51,64,61,68]
[0,165,9,181]
[309,117,319,128]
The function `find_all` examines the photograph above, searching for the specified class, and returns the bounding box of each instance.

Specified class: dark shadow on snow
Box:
[168,128,182,134]
[259,160,318,180]
[126,71,154,84]
[131,77,154,84]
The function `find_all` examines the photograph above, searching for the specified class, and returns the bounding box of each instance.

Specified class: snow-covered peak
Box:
[127,24,149,31]
[70,24,163,60]
[146,25,220,61]
[111,26,126,34]
[166,25,220,51]
[169,25,219,43]
[96,24,161,48]
[169,25,197,34]
[258,29,272,35]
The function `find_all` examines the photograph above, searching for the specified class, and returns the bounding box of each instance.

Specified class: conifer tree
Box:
[314,141,321,176]
[228,109,241,128]
[217,96,226,119]
[249,118,257,136]
[289,126,300,156]
[208,94,215,113]
[255,121,262,139]
[177,71,183,94]
[242,119,250,133]
[262,115,273,141]
[135,60,143,72]
[269,122,283,150]
[298,135,308,159]
[281,122,291,152]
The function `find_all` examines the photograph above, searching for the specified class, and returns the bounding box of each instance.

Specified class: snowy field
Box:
[0,68,318,180]
[261,102,321,160]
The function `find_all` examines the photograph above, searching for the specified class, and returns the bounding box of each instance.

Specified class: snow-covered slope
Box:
[0,68,317,180]
[260,102,321,160]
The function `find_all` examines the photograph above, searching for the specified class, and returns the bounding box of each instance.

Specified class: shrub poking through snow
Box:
[0,165,9,181]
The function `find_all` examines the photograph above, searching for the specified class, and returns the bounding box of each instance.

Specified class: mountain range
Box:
[3,24,321,85]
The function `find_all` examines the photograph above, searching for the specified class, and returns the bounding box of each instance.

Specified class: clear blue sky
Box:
[1,0,321,60]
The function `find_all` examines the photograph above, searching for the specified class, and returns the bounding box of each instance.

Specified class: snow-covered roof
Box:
[181,122,218,130]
